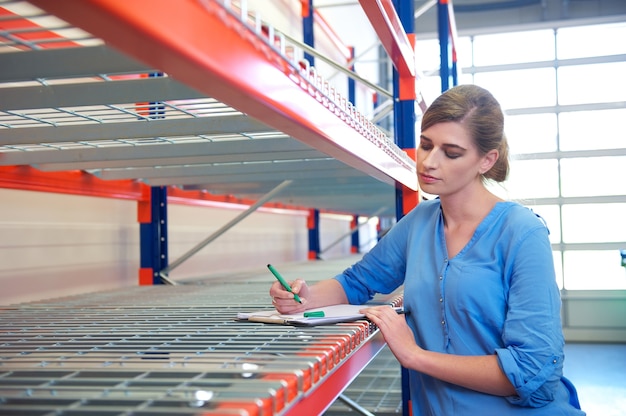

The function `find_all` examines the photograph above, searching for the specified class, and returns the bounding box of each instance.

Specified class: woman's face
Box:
[417,121,490,197]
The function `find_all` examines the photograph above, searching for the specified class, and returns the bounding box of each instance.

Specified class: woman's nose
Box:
[420,149,437,169]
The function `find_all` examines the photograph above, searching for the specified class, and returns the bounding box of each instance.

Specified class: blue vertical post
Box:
[140,186,168,284]
[392,0,417,220]
[149,72,165,118]
[351,215,360,254]
[392,1,416,414]
[308,209,320,260]
[438,0,453,92]
[302,0,315,66]
[348,46,356,105]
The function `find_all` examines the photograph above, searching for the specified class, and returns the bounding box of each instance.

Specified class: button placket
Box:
[439,258,449,340]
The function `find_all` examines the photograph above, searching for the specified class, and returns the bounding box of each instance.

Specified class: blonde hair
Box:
[421,84,509,182]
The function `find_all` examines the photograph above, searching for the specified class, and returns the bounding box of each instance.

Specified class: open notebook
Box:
[237,304,405,326]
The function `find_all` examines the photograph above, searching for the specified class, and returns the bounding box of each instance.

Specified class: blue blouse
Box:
[335,199,585,415]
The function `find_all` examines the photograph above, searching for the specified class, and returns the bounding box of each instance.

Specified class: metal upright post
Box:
[351,215,360,254]
[138,72,168,285]
[391,0,417,219]
[348,46,356,105]
[139,186,168,285]
[438,0,460,91]
[302,0,315,66]
[308,209,320,260]
[391,2,417,414]
[303,0,319,263]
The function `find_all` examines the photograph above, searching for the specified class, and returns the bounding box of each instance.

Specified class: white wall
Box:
[167,202,310,280]
[0,188,338,305]
[319,213,354,259]
[1,189,138,304]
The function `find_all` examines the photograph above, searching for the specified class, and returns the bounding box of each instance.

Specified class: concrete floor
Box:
[564,343,626,416]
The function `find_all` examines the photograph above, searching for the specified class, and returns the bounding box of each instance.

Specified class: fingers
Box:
[269,279,308,313]
[270,279,307,299]
[360,305,403,326]
[360,305,396,315]
[290,279,304,294]
[269,281,285,297]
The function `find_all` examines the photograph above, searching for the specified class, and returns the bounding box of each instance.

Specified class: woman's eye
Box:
[446,152,462,159]
[420,143,432,150]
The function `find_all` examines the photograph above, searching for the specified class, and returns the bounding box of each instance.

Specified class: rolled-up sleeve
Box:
[497,347,562,406]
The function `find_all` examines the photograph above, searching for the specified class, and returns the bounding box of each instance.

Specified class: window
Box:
[563,250,626,290]
[506,159,560,199]
[506,113,558,154]
[562,203,626,244]
[473,30,555,65]
[559,109,626,151]
[558,62,626,105]
[557,22,626,59]
[560,157,626,197]
[475,68,557,109]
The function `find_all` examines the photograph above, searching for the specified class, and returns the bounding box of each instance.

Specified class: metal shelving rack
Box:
[0,0,422,414]
[0,0,418,216]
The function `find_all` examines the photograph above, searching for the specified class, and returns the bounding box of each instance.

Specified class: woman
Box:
[270,85,584,415]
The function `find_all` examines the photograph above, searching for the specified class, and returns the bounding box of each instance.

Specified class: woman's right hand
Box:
[269,278,310,313]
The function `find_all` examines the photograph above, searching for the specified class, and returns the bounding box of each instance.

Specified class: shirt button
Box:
[439,298,443,302]
[441,320,445,325]
[439,276,443,280]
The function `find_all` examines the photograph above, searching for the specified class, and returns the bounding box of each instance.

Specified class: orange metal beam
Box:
[284,326,386,416]
[401,148,419,215]
[358,0,416,79]
[0,166,308,211]
[359,0,419,101]
[29,0,417,190]
[0,166,144,200]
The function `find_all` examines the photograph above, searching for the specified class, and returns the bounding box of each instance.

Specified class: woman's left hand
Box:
[360,305,420,368]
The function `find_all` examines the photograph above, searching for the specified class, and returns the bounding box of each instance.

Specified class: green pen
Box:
[303,311,325,318]
[267,264,302,304]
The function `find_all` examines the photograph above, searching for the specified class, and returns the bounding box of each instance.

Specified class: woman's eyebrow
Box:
[419,135,467,151]
[442,143,467,151]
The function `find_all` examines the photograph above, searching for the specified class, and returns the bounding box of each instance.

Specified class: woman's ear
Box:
[479,149,499,174]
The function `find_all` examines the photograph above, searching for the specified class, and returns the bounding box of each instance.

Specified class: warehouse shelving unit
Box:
[0,0,424,414]
[0,258,403,415]
[0,0,418,215]
[0,0,423,279]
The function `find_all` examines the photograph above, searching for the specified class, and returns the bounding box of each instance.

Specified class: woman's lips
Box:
[419,173,439,184]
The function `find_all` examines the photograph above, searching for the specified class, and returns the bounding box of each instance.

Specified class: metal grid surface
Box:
[0,259,401,416]
[0,98,243,135]
[0,285,375,415]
